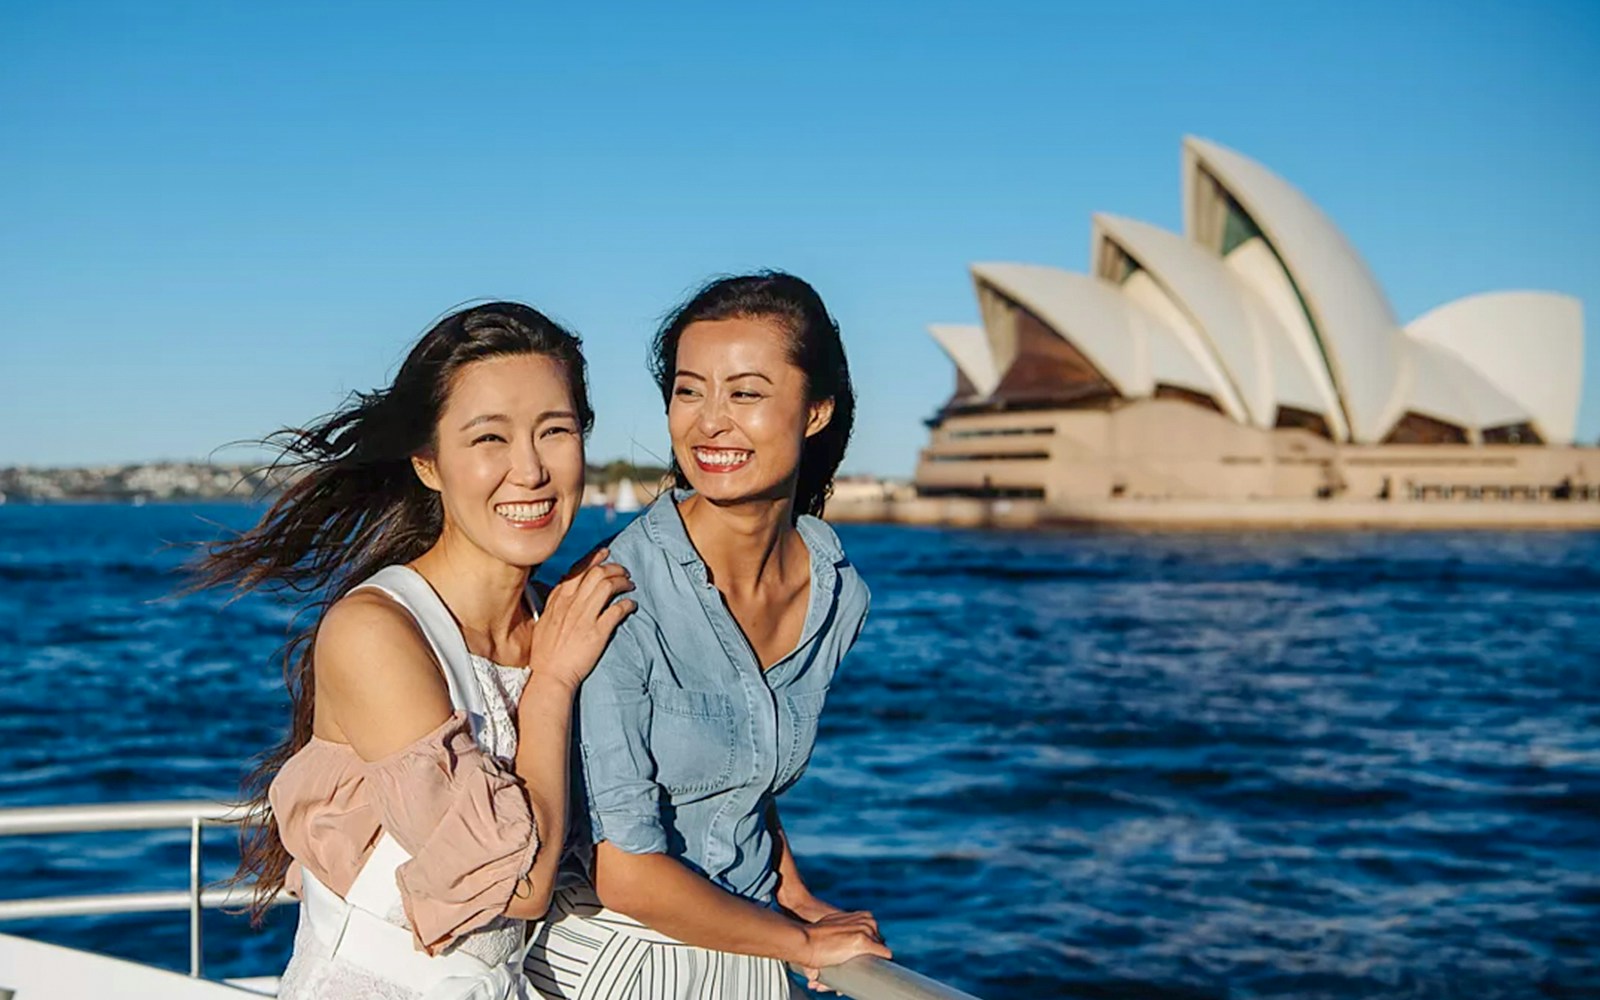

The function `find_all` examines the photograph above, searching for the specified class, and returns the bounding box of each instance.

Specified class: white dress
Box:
[277,566,539,1000]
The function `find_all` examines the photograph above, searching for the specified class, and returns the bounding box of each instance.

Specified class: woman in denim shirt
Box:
[525,273,891,999]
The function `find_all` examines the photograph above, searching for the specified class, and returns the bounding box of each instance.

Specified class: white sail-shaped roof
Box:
[1183,136,1405,442]
[1091,213,1340,431]
[971,262,1225,401]
[1406,292,1584,444]
[927,323,1000,396]
[1397,337,1531,439]
[1118,269,1250,422]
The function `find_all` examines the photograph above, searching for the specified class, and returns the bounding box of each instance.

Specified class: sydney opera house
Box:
[914,137,1596,523]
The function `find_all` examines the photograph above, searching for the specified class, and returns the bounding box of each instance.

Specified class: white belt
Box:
[300,867,534,1000]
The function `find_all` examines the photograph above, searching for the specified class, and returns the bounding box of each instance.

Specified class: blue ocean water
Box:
[1,503,1598,999]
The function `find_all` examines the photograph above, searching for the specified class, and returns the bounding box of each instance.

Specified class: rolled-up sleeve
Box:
[363,713,540,955]
[577,616,669,856]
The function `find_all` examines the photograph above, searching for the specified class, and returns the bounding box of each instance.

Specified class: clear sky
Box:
[3,0,1598,475]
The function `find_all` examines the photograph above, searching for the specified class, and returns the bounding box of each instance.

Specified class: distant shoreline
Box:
[0,459,669,505]
[825,495,1600,532]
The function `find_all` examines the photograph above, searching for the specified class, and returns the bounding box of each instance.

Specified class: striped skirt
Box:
[523,885,797,1000]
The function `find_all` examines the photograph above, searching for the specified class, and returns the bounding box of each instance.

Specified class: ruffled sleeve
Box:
[362,712,541,955]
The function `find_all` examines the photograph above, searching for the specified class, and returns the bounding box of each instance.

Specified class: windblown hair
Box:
[649,271,855,519]
[195,302,592,922]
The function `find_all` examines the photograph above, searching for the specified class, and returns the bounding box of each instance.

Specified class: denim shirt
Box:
[575,490,869,903]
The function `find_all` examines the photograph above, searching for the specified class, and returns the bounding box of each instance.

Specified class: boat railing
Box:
[0,800,984,1000]
[0,800,280,980]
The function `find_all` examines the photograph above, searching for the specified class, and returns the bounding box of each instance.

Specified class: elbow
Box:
[592,866,641,918]
[591,844,655,920]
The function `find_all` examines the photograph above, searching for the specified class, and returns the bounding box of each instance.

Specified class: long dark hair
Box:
[649,271,855,519]
[196,302,592,922]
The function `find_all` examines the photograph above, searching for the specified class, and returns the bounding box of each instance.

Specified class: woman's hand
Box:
[797,909,892,983]
[790,897,867,992]
[524,548,635,694]
[780,890,843,924]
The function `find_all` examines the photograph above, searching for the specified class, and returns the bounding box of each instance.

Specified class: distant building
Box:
[918,136,1597,508]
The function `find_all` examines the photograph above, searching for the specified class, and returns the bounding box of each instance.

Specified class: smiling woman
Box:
[523,273,887,1000]
[193,302,636,1000]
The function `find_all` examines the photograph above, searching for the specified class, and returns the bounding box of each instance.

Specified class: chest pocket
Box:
[775,688,829,794]
[649,684,737,799]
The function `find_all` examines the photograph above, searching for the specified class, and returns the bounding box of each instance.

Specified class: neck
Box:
[410,526,532,647]
[678,491,797,595]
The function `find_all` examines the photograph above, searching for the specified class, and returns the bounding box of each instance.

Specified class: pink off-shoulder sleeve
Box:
[363,712,541,955]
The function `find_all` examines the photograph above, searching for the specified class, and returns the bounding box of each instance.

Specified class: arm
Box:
[502,672,577,918]
[506,558,635,918]
[769,801,841,923]
[593,843,808,958]
[592,842,889,968]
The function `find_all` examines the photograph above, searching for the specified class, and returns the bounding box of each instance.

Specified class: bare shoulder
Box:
[314,587,454,758]
[315,588,441,694]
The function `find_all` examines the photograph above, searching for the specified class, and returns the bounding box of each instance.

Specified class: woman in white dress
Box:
[198,302,634,999]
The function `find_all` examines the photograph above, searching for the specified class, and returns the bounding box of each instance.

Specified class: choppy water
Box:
[2,503,1598,999]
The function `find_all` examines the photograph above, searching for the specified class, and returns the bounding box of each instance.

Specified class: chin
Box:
[682,470,789,507]
[487,524,567,568]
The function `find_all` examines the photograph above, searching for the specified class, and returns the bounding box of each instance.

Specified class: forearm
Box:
[594,845,809,962]
[769,802,829,918]
[505,674,578,917]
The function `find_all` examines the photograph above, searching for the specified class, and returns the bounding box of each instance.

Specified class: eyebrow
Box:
[674,369,774,385]
[460,413,510,431]
[458,410,577,431]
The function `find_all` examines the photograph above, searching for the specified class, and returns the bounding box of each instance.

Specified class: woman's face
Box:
[415,353,585,568]
[669,317,832,506]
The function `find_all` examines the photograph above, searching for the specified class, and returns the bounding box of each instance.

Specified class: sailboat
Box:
[612,478,641,515]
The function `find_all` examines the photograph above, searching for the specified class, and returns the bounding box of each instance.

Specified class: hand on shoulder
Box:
[314,590,456,762]
[527,547,638,694]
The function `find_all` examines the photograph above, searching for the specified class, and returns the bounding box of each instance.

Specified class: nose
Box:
[696,391,732,436]
[510,437,549,488]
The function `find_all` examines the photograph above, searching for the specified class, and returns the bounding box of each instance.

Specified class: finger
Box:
[598,599,637,633]
[579,569,635,609]
[859,935,892,961]
[562,547,609,582]
[574,563,629,602]
[544,576,579,612]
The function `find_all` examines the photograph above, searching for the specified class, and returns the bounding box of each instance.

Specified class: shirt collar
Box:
[643,488,846,570]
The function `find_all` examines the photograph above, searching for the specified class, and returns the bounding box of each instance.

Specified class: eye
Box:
[673,385,701,399]
[471,433,506,445]
[732,390,764,401]
[540,425,576,438]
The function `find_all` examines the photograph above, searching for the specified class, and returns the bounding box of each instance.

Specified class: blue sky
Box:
[3,0,1597,476]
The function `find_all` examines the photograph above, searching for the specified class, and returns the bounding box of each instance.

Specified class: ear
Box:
[411,452,442,493]
[804,398,835,439]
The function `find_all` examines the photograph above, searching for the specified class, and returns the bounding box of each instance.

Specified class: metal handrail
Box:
[1,801,987,1000]
[0,800,280,980]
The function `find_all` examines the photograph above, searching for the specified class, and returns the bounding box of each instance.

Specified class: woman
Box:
[525,273,891,999]
[199,302,634,999]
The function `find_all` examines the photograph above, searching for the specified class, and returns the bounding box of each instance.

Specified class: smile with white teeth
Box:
[494,500,555,523]
[694,448,752,467]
